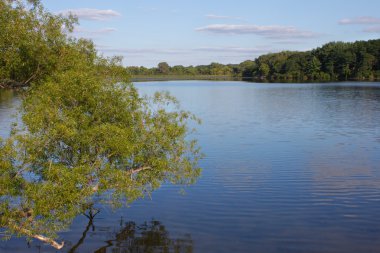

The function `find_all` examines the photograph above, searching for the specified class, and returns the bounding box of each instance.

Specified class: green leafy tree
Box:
[172,65,186,75]
[157,62,170,74]
[305,56,321,80]
[356,52,376,79]
[0,0,201,249]
[0,0,78,88]
[259,63,270,78]
[126,39,380,82]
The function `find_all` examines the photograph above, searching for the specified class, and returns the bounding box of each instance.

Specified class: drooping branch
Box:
[27,231,65,250]
[10,225,64,250]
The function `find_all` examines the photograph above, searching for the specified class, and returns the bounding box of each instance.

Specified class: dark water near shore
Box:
[1,81,380,253]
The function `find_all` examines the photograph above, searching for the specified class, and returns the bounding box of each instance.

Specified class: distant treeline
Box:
[126,39,380,81]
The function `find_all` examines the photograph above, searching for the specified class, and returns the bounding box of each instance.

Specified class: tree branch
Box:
[90,166,152,192]
[11,226,64,250]
[127,166,152,175]
[0,79,29,88]
[23,63,40,85]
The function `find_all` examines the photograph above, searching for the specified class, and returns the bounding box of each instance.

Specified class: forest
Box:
[127,39,380,82]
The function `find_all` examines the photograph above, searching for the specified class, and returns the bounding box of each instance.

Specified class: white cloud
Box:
[59,8,121,21]
[205,14,244,21]
[339,16,380,25]
[195,24,318,40]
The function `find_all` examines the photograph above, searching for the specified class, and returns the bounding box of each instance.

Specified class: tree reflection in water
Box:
[67,212,193,253]
[95,220,193,253]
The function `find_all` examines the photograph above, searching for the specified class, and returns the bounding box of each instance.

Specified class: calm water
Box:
[1,81,380,253]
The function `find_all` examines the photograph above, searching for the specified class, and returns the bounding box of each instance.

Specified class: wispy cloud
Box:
[96,46,282,61]
[339,16,380,25]
[59,8,121,21]
[97,46,276,55]
[95,45,285,67]
[137,6,159,12]
[272,40,305,45]
[363,26,380,33]
[194,46,273,54]
[338,16,380,33]
[205,14,244,21]
[72,27,117,39]
[74,27,117,35]
[195,24,318,39]
[97,46,188,55]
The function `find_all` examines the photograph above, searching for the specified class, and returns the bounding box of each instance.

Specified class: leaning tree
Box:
[0,0,201,249]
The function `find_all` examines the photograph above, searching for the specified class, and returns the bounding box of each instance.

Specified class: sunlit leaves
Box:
[0,0,201,244]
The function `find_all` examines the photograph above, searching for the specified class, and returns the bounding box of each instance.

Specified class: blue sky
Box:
[42,0,380,67]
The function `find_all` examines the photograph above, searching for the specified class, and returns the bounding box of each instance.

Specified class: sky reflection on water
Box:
[1,81,380,253]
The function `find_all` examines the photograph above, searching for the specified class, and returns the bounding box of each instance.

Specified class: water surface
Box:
[1,81,380,253]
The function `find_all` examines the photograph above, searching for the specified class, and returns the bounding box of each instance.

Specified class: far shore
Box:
[131,75,380,83]
[1,77,380,90]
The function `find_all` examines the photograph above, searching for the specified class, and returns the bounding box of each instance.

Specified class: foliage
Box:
[126,39,380,81]
[0,0,201,247]
[0,0,78,88]
[157,62,170,74]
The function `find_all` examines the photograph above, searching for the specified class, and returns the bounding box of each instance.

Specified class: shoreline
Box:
[131,75,380,83]
[1,77,380,90]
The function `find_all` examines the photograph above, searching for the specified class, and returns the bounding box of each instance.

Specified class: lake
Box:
[1,81,380,253]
